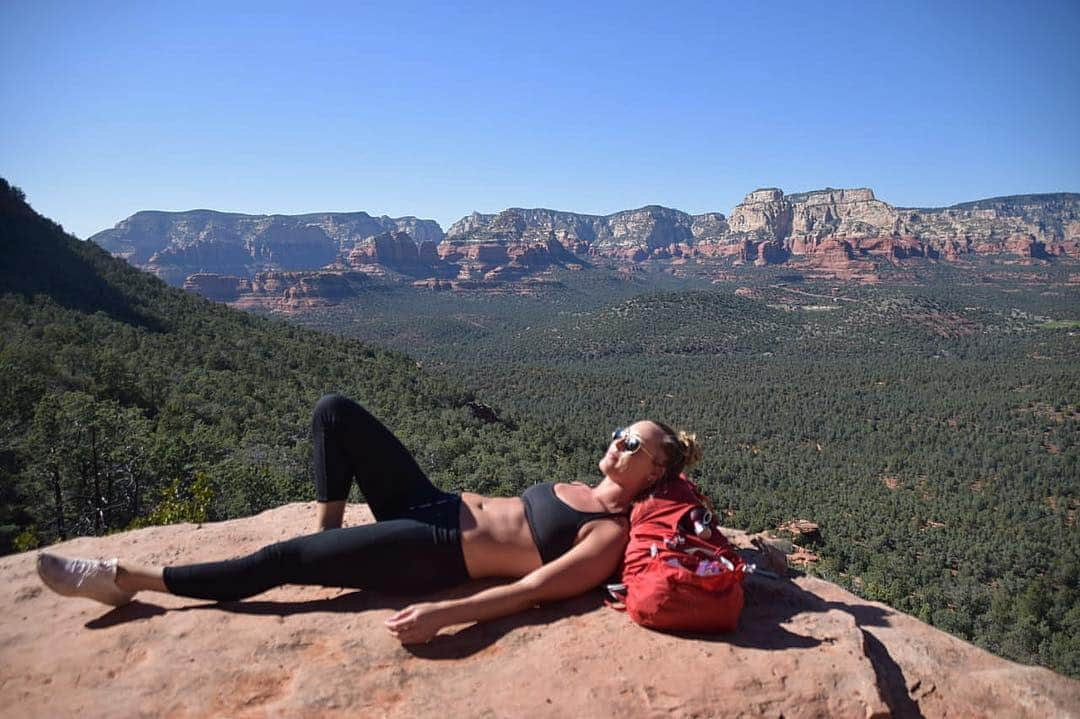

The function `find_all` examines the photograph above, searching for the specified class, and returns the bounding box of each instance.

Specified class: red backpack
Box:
[609,474,748,632]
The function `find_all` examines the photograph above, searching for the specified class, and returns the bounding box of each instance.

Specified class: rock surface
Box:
[3,504,1077,718]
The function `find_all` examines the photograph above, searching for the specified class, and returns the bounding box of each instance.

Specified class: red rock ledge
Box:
[2,503,1077,718]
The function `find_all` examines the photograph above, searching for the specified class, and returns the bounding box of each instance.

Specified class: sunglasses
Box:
[612,428,662,465]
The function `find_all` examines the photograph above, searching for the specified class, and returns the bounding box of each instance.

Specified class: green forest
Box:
[293,264,1080,677]
[0,179,576,551]
[1,177,1077,677]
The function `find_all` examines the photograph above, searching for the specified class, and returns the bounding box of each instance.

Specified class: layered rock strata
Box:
[91,210,443,285]
[185,270,371,314]
[93,190,1079,298]
[347,230,444,275]
[444,190,1078,280]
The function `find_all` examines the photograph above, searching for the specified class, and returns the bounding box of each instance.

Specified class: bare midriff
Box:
[457,492,543,579]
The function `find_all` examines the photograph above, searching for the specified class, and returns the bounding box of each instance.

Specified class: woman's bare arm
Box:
[385,519,628,644]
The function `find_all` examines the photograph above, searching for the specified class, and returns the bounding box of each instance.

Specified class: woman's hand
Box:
[384,602,447,644]
[384,521,627,645]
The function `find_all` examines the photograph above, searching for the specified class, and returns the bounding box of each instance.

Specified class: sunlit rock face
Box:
[591,206,696,257]
[6,504,1079,718]
[447,208,602,245]
[788,188,898,241]
[348,231,428,270]
[230,270,369,314]
[91,210,444,286]
[727,188,794,241]
[688,212,732,256]
[94,191,1080,297]
[445,211,496,236]
[895,194,1080,257]
[854,235,925,259]
[181,270,370,313]
[448,206,707,261]
[440,208,589,275]
[722,188,1080,260]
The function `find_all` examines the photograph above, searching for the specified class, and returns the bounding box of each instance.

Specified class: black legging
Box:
[162,394,470,599]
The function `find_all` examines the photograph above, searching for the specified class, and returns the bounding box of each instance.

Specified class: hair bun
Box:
[678,430,702,469]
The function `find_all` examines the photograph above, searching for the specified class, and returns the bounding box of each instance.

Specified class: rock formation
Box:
[776,519,823,546]
[789,187,898,241]
[446,206,702,262]
[91,210,444,285]
[3,503,1077,717]
[184,270,371,314]
[92,190,1080,299]
[897,194,1080,258]
[438,210,582,283]
[348,231,439,273]
[726,187,794,240]
[711,187,1080,279]
[592,205,697,258]
[445,190,1078,277]
[182,272,244,302]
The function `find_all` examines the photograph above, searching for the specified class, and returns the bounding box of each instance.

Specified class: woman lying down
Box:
[38,394,700,644]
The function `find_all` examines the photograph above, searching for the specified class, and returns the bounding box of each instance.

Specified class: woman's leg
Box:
[311,394,443,528]
[40,397,458,605]
[315,500,346,532]
[162,518,468,600]
[41,495,467,605]
[116,563,167,593]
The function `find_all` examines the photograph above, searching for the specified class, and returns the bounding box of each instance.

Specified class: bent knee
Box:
[313,393,377,430]
[314,393,349,418]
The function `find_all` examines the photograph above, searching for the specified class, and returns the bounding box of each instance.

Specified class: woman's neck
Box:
[589,477,639,514]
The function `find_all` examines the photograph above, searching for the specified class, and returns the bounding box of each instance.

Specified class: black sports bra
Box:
[521,482,622,564]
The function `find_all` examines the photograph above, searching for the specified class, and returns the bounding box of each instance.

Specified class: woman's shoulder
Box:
[585,515,630,553]
[591,512,630,534]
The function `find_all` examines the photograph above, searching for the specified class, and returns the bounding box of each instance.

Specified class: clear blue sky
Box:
[2,0,1078,238]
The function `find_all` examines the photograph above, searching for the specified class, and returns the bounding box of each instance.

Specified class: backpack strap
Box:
[605,583,627,611]
[679,472,717,516]
[653,473,718,516]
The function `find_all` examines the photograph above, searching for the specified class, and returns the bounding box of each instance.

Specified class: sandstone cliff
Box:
[3,504,1077,718]
[347,230,447,275]
[90,210,444,285]
[445,190,1079,278]
[446,206,708,261]
[184,270,372,314]
[719,187,1079,263]
[93,190,1079,300]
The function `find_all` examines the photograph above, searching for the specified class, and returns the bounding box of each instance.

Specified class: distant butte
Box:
[88,188,1080,306]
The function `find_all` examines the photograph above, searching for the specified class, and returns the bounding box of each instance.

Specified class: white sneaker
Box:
[37,553,135,606]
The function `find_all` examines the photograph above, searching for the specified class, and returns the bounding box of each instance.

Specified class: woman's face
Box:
[598,420,668,490]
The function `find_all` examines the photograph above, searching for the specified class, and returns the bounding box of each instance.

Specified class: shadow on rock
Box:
[83,579,603,661]
[85,600,168,628]
[80,577,602,661]
[718,566,922,719]
[83,590,409,629]
[653,570,893,652]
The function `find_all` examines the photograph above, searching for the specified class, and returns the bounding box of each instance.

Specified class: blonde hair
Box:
[653,422,702,481]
